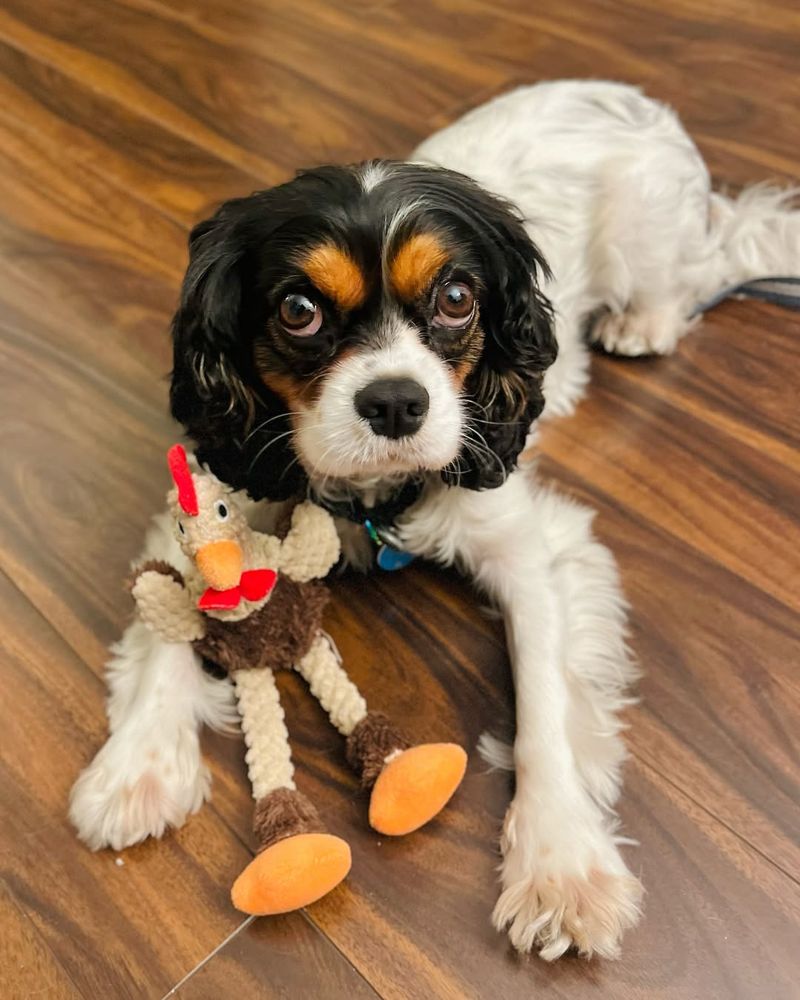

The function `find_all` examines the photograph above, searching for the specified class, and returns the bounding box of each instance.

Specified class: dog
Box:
[70,80,800,960]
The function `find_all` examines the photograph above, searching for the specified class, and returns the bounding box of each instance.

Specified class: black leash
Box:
[692,276,800,317]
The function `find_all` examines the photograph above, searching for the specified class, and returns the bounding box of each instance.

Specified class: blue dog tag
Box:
[376,545,416,571]
[364,518,416,571]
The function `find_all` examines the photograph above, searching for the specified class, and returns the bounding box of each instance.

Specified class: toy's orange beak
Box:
[196,539,243,591]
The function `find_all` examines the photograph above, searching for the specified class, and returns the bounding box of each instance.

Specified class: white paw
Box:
[590,307,687,357]
[69,724,210,851]
[492,800,643,960]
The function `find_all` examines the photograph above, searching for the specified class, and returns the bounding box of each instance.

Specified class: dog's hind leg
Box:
[586,140,712,357]
[588,144,800,357]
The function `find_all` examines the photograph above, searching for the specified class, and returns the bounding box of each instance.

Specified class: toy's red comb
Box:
[167,444,198,516]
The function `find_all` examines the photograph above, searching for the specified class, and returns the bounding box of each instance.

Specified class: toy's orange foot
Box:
[369,743,468,836]
[231,832,351,916]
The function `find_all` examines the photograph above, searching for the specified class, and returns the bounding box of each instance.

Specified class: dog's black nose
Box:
[354,378,430,439]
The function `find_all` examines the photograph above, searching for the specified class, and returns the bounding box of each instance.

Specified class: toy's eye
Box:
[215,501,229,521]
[178,522,186,535]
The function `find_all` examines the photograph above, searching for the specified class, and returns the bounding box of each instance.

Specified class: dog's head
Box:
[170,161,556,499]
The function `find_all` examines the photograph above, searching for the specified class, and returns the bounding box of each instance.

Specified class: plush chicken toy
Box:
[131,445,467,917]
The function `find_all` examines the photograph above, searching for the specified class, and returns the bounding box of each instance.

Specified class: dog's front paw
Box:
[69,725,210,851]
[492,800,643,960]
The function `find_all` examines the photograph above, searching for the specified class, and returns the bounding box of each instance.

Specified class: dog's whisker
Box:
[247,428,299,473]
[460,424,507,482]
[243,410,300,445]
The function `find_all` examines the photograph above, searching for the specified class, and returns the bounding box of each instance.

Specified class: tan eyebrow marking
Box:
[389,232,449,301]
[300,243,366,311]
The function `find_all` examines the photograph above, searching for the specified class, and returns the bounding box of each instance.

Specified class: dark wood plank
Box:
[0,108,185,399]
[4,0,800,189]
[0,41,262,226]
[131,0,502,138]
[414,0,800,184]
[0,106,184,284]
[0,0,423,171]
[0,882,83,1000]
[538,366,800,612]
[0,319,170,668]
[588,306,800,472]
[616,757,800,1000]
[544,460,800,870]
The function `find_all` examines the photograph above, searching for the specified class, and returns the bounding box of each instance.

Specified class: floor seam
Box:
[158,915,256,999]
[630,748,800,887]
[299,909,385,1000]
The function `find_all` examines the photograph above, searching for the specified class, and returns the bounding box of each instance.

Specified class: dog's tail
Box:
[697,184,800,311]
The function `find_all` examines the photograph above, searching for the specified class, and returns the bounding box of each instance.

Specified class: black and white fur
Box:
[70,80,800,960]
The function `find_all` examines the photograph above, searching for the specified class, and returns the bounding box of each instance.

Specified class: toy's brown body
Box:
[198,575,328,675]
[131,446,467,917]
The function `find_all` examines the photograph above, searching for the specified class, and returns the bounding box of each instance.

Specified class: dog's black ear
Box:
[170,199,304,499]
[443,192,557,490]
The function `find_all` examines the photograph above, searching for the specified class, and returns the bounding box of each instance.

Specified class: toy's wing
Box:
[279,502,341,581]
[131,566,205,642]
[251,531,282,571]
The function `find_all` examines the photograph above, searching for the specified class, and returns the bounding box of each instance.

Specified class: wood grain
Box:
[0,882,82,1000]
[0,42,260,226]
[0,0,798,997]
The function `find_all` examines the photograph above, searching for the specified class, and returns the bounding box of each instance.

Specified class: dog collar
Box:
[312,478,424,572]
[312,477,424,526]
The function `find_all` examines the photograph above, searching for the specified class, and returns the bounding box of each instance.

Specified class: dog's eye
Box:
[178,521,186,535]
[214,500,229,521]
[279,293,322,337]
[434,282,475,327]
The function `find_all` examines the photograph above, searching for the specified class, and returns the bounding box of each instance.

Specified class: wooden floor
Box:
[1,1,798,997]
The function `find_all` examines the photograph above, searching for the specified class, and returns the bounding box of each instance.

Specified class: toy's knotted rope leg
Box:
[294,631,467,837]
[230,666,352,916]
[294,631,408,784]
[232,668,321,850]
[233,667,294,798]
[293,632,369,738]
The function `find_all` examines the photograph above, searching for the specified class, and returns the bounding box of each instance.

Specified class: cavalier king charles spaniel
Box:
[71,80,799,960]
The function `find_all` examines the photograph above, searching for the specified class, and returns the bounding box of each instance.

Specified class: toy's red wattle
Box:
[198,568,277,610]
[167,444,199,516]
[240,569,277,601]
[198,588,241,611]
